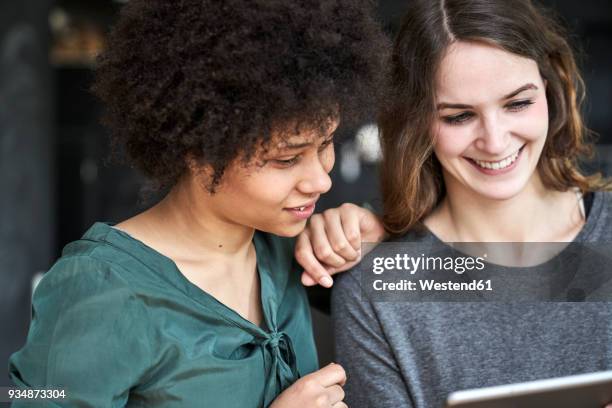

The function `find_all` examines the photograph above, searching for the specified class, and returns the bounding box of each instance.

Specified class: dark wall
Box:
[0,0,54,388]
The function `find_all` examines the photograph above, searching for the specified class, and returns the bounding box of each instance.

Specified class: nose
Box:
[475,114,510,156]
[297,155,333,195]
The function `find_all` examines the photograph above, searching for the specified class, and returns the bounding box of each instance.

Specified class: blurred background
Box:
[1,0,611,390]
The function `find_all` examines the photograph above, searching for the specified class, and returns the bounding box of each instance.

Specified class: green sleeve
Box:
[8,256,154,408]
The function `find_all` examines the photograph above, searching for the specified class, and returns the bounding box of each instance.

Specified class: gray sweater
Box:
[332,191,612,408]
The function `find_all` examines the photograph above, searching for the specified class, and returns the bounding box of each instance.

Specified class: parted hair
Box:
[93,0,389,191]
[379,0,609,236]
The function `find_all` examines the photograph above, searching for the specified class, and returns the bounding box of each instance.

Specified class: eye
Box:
[442,111,475,125]
[506,99,534,112]
[318,138,334,152]
[273,156,300,167]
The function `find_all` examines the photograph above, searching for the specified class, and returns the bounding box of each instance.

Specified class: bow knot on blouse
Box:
[260,330,300,407]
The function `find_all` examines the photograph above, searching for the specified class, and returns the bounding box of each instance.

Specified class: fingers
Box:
[301,271,318,286]
[338,203,365,250]
[270,363,347,408]
[325,384,345,405]
[309,215,349,268]
[359,209,386,243]
[295,230,335,288]
[324,207,360,261]
[295,204,379,289]
[307,363,347,388]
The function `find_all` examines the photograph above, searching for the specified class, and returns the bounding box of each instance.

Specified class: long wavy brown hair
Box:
[380,0,610,236]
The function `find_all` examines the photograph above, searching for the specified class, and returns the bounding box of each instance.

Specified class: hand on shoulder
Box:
[295,203,386,288]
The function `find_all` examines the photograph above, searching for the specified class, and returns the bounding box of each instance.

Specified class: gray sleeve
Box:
[332,272,414,408]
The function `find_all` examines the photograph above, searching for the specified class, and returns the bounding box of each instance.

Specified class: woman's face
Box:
[433,41,549,201]
[205,121,337,237]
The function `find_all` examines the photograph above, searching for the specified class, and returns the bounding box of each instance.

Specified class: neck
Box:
[147,177,255,261]
[435,173,582,242]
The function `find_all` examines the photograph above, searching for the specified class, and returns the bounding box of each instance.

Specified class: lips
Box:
[284,200,317,220]
[465,144,526,175]
[473,148,520,170]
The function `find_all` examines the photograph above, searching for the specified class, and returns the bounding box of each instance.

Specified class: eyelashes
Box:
[443,111,473,125]
[274,157,299,166]
[442,99,535,126]
[318,137,334,150]
[271,139,334,168]
[506,99,535,112]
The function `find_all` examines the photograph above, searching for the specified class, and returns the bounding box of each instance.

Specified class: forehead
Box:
[436,41,542,103]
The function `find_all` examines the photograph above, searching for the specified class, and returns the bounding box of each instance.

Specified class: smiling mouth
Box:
[285,198,318,212]
[286,203,314,212]
[468,145,526,170]
[284,202,316,220]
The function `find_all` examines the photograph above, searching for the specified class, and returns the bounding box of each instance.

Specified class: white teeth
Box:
[473,149,520,170]
[298,206,305,211]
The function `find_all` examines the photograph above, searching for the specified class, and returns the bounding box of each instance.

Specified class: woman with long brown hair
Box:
[295,0,612,406]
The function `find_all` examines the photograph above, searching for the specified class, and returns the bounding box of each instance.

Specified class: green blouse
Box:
[8,223,318,407]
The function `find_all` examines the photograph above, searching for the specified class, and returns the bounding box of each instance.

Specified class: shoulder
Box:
[582,190,612,241]
[29,243,153,361]
[593,190,612,214]
[334,227,439,300]
[10,251,154,399]
[34,255,146,325]
[36,223,153,308]
[25,235,153,363]
[61,222,145,266]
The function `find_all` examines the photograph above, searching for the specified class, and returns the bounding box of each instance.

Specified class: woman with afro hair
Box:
[8,0,388,407]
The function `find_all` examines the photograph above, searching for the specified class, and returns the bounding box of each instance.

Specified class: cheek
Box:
[321,146,335,173]
[434,124,474,161]
[222,171,288,207]
[243,174,294,205]
[519,98,549,141]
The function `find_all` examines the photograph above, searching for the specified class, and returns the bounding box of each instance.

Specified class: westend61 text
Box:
[373,279,493,291]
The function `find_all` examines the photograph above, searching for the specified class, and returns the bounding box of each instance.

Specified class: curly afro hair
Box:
[93,0,389,191]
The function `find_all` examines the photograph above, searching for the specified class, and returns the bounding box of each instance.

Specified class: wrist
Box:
[360,212,386,243]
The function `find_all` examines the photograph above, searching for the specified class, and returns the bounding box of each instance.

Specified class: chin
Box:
[457,155,538,202]
[469,178,531,201]
[262,220,308,237]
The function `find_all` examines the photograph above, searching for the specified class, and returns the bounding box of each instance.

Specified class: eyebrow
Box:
[503,83,538,99]
[437,83,539,110]
[279,141,314,150]
[277,134,335,150]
